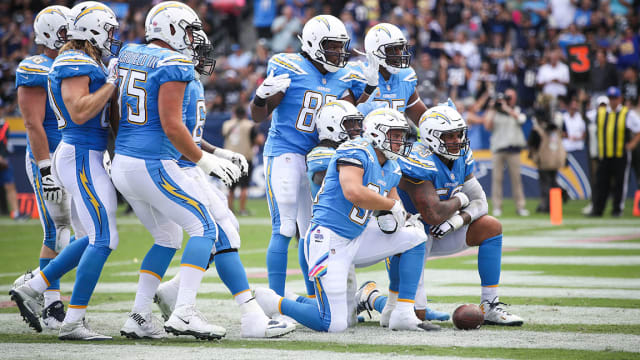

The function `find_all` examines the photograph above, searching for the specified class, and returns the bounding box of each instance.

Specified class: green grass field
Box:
[0,198,639,360]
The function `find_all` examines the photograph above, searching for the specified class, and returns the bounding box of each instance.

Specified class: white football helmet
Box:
[193,29,216,75]
[316,100,363,143]
[364,23,411,74]
[34,6,71,50]
[299,15,350,72]
[145,1,202,57]
[68,1,121,56]
[362,108,412,160]
[419,105,469,160]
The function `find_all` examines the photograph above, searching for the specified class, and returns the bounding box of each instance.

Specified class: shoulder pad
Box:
[339,67,367,83]
[17,56,51,74]
[269,53,308,75]
[157,53,194,67]
[465,149,474,165]
[402,67,418,83]
[54,51,100,68]
[308,146,336,159]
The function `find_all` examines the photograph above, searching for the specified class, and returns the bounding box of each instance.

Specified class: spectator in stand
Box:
[590,49,619,97]
[254,0,277,39]
[537,48,570,98]
[549,0,576,29]
[484,88,530,217]
[621,67,639,108]
[270,5,301,53]
[558,24,586,56]
[227,44,252,71]
[616,26,640,70]
[573,0,594,28]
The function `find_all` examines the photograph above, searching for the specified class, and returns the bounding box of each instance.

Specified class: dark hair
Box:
[234,105,246,118]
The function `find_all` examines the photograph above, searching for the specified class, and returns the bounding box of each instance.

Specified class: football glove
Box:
[38,161,63,203]
[196,152,241,187]
[106,58,119,87]
[214,148,249,176]
[430,213,464,239]
[374,210,397,234]
[453,191,469,209]
[389,200,407,228]
[359,52,379,87]
[255,70,291,99]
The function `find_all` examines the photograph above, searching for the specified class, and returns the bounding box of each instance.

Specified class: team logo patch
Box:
[450,173,455,180]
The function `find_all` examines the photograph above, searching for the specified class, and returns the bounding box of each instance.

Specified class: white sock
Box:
[64,307,86,324]
[481,287,498,304]
[174,266,205,309]
[240,298,263,315]
[44,290,61,308]
[396,300,414,313]
[234,289,253,306]
[163,273,181,291]
[28,273,48,293]
[132,272,161,314]
[384,291,398,309]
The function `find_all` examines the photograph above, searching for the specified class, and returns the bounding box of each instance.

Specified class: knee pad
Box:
[279,219,297,238]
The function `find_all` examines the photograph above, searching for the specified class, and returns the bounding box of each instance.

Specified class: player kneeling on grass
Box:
[357,105,523,326]
[254,108,433,332]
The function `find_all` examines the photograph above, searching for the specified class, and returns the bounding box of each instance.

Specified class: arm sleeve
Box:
[461,176,488,222]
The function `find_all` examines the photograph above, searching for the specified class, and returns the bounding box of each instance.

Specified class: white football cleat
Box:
[121,312,167,339]
[164,305,226,340]
[241,311,295,338]
[9,283,43,332]
[389,307,440,331]
[154,283,178,321]
[59,318,112,340]
[12,268,40,289]
[356,281,380,317]
[254,287,282,319]
[480,298,524,326]
[42,300,65,330]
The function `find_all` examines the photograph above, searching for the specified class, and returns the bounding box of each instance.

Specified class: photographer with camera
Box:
[484,88,530,217]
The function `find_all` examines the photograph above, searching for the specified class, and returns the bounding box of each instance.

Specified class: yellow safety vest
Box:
[597,106,628,159]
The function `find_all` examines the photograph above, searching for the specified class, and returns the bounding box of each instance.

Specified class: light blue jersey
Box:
[177,78,206,168]
[397,142,474,231]
[351,66,418,113]
[263,53,363,156]
[48,50,108,150]
[115,43,195,160]
[311,137,402,239]
[16,54,61,155]
[306,145,336,199]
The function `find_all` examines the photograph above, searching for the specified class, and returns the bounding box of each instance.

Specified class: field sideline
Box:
[0,199,639,360]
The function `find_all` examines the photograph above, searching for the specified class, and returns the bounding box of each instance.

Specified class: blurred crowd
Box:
[1,0,640,216]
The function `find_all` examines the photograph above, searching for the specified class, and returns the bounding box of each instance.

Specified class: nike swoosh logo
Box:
[21,75,29,79]
[180,67,189,71]
[70,67,79,71]
[177,315,190,324]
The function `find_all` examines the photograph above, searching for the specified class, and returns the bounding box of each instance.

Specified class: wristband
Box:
[364,85,376,96]
[253,96,266,107]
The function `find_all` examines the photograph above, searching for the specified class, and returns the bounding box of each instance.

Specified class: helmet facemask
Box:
[193,31,216,75]
[430,127,470,160]
[379,42,411,73]
[99,22,122,56]
[341,114,364,140]
[51,25,69,49]
[373,124,412,160]
[317,38,350,72]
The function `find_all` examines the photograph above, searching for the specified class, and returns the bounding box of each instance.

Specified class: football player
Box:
[294,100,363,296]
[11,1,121,340]
[12,5,90,332]
[249,15,361,299]
[110,2,242,341]
[357,106,524,327]
[141,30,294,339]
[353,23,427,124]
[255,108,431,332]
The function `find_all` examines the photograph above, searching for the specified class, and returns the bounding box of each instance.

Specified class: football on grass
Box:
[452,304,484,330]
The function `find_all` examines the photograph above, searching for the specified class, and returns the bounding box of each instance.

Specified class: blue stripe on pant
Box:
[280,275,331,332]
[146,160,216,270]
[75,149,110,247]
[69,149,112,307]
[29,157,56,250]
